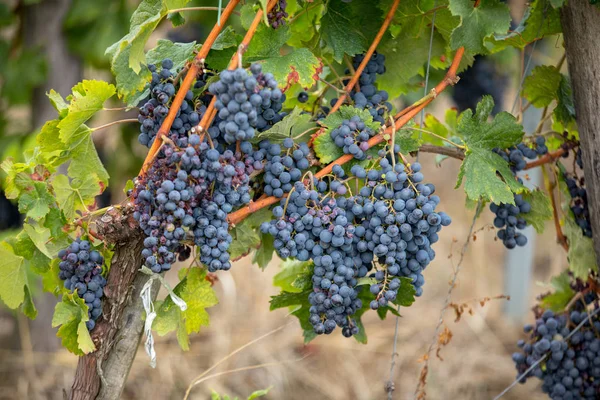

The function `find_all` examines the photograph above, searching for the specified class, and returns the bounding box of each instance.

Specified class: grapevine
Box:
[0,1,598,399]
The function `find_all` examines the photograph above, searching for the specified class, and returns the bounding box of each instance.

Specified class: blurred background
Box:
[0,0,567,399]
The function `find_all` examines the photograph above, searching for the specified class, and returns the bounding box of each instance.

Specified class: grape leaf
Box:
[377,31,446,99]
[52,292,95,355]
[47,90,69,118]
[522,65,562,108]
[251,107,317,144]
[52,174,103,220]
[42,258,64,296]
[455,96,525,204]
[68,130,110,188]
[18,181,54,220]
[395,128,421,154]
[1,159,36,199]
[153,267,218,350]
[23,223,68,259]
[385,0,459,42]
[449,0,511,54]
[273,260,313,293]
[541,272,575,312]
[564,211,597,280]
[22,286,37,319]
[260,48,321,90]
[312,130,343,165]
[146,39,197,70]
[245,25,291,62]
[109,45,152,105]
[486,0,561,52]
[0,241,27,309]
[229,220,262,261]
[520,190,552,233]
[287,2,323,48]
[253,233,274,270]
[320,0,367,62]
[211,26,237,50]
[554,75,576,125]
[240,3,256,29]
[58,80,116,143]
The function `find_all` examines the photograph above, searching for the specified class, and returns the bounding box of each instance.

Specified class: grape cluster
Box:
[330,116,376,160]
[137,59,205,148]
[261,166,363,337]
[208,64,285,145]
[267,0,288,28]
[513,308,600,399]
[490,137,548,249]
[490,195,530,249]
[57,238,106,331]
[259,137,310,198]
[564,149,592,238]
[348,53,392,124]
[345,160,451,299]
[133,135,251,273]
[262,155,451,336]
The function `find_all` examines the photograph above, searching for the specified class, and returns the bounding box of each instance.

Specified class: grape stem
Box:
[138,0,241,176]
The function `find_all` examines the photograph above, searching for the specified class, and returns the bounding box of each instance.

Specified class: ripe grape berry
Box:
[57,238,107,331]
[513,306,600,399]
[297,91,309,103]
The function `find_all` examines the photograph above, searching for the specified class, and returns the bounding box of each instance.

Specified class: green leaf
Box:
[52,174,102,220]
[0,241,27,309]
[18,181,54,220]
[52,292,95,355]
[229,212,266,261]
[313,130,343,165]
[211,26,238,50]
[377,31,447,99]
[47,90,69,118]
[252,107,317,144]
[146,39,197,71]
[247,387,272,400]
[22,223,68,259]
[253,233,274,270]
[22,286,37,319]
[455,97,525,203]
[153,267,218,350]
[42,259,64,296]
[287,2,323,48]
[522,65,562,108]
[449,0,511,54]
[554,75,576,125]
[541,272,575,312]
[520,190,552,233]
[564,211,597,279]
[261,48,321,90]
[58,80,116,143]
[273,259,313,293]
[395,127,421,154]
[110,45,152,104]
[245,25,291,62]
[320,0,367,62]
[486,0,561,51]
[68,128,110,188]
[44,208,67,238]
[270,290,311,310]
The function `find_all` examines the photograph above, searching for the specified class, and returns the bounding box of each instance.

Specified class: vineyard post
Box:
[560,0,600,259]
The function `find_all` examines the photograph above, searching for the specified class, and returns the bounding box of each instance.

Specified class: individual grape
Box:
[57,237,107,331]
[297,91,309,103]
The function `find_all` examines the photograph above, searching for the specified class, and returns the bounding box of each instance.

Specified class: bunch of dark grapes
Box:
[262,154,451,337]
[267,0,288,28]
[137,59,205,148]
[348,52,392,124]
[208,64,285,145]
[490,196,530,249]
[490,137,548,249]
[261,166,362,337]
[258,137,310,198]
[133,135,251,273]
[57,238,106,331]
[345,159,451,299]
[330,115,376,160]
[564,148,592,238]
[513,306,600,399]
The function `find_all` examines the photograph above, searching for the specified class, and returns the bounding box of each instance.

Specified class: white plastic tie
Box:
[139,266,187,367]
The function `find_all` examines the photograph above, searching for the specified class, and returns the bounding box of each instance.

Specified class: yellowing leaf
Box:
[0,241,27,309]
[52,293,95,355]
